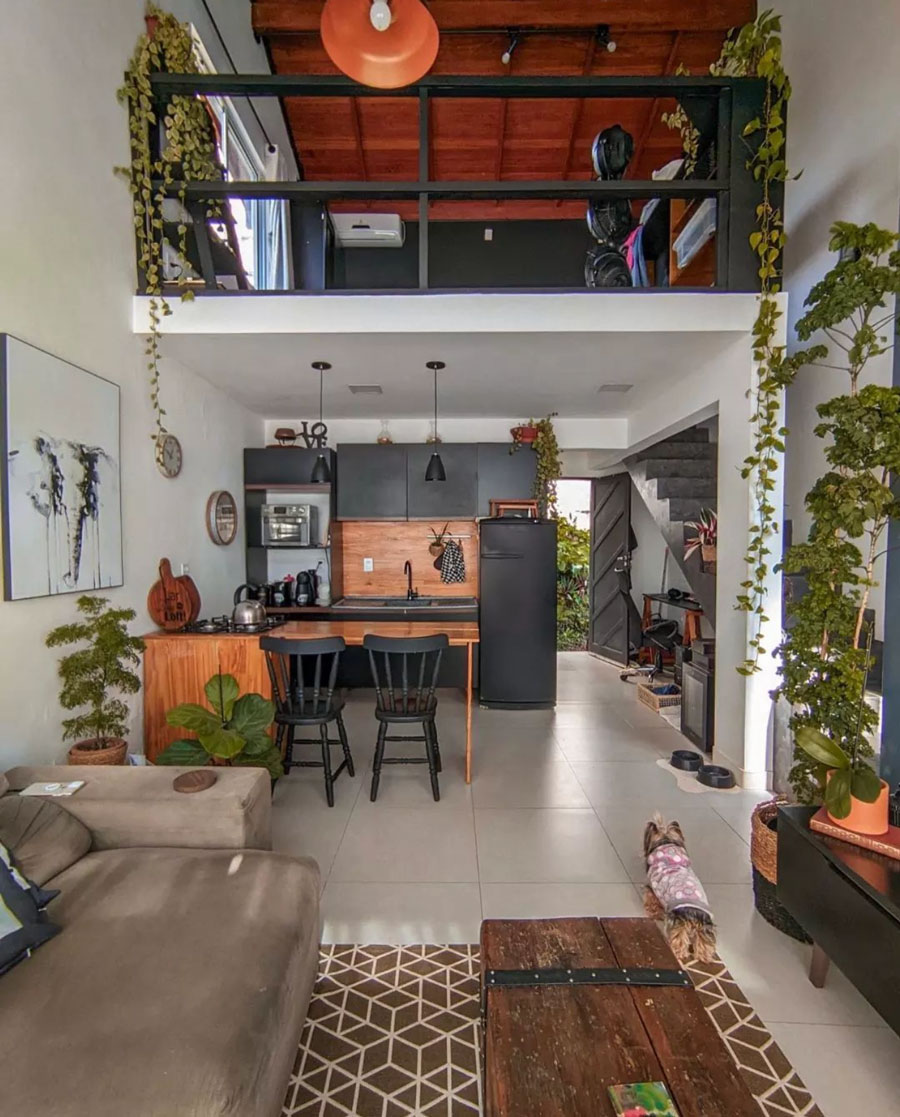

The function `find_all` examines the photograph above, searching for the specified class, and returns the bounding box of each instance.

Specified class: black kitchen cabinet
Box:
[406,444,477,519]
[336,444,408,519]
[476,442,537,516]
[244,447,332,486]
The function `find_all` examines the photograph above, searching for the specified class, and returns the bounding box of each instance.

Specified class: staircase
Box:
[624,425,717,627]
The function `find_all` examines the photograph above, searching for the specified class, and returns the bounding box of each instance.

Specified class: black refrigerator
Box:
[479,519,557,708]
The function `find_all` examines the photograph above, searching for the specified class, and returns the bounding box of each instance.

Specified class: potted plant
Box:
[429,522,450,557]
[510,421,539,445]
[512,413,562,517]
[154,673,284,779]
[46,596,145,765]
[684,508,717,573]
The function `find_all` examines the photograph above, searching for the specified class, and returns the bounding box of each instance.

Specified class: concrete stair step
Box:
[656,476,717,500]
[642,458,716,480]
[661,427,710,444]
[667,498,718,522]
[630,441,716,463]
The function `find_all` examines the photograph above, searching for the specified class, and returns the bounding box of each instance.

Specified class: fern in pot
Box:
[46,596,145,765]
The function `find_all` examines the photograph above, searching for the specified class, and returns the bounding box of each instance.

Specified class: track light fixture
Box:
[501,28,520,66]
[596,24,617,53]
[424,361,446,482]
[310,361,332,484]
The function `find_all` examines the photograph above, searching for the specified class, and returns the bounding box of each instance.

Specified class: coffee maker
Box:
[294,570,315,607]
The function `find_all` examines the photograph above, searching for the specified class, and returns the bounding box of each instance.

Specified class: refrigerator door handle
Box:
[482,553,524,560]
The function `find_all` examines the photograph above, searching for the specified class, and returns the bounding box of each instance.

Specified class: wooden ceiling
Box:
[252,0,756,219]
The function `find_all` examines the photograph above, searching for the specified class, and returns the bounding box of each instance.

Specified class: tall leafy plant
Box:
[776,222,900,803]
[557,516,590,650]
[117,4,221,441]
[46,596,145,747]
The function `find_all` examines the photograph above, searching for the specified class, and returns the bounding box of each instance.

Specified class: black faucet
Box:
[404,560,418,601]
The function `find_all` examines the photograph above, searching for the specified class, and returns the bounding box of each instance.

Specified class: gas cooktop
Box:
[182,616,286,636]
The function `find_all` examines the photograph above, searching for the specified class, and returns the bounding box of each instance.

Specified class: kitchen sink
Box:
[333,596,477,610]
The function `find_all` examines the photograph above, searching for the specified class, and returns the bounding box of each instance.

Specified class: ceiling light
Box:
[310,361,332,484]
[320,0,439,90]
[369,0,391,31]
[425,361,446,482]
[348,384,384,394]
[501,28,520,66]
[596,24,617,54]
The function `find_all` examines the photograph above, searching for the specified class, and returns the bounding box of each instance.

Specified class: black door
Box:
[588,475,631,665]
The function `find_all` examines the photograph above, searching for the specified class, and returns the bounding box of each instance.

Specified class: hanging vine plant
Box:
[708,10,796,675]
[116,4,221,442]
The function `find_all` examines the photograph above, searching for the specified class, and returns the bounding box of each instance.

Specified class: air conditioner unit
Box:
[332,213,406,248]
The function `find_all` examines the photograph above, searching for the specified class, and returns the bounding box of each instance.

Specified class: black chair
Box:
[260,636,354,807]
[617,571,681,683]
[363,633,449,802]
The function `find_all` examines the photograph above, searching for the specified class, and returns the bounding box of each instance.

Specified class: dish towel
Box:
[440,539,466,584]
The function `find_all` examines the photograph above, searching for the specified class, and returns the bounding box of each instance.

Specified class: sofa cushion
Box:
[0,773,8,797]
[0,796,91,887]
[0,840,59,975]
[0,846,321,1117]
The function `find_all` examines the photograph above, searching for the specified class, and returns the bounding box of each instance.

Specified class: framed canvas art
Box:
[0,335,123,600]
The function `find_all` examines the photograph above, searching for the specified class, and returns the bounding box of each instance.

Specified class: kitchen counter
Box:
[268,597,479,622]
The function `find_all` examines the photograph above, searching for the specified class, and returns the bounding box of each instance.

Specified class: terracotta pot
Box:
[701,543,717,574]
[429,543,445,557]
[144,14,159,38]
[511,425,538,444]
[67,737,128,766]
[826,773,890,836]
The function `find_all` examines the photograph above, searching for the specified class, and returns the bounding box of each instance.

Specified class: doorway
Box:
[556,478,592,651]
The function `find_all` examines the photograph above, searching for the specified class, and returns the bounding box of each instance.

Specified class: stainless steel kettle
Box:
[233,598,267,626]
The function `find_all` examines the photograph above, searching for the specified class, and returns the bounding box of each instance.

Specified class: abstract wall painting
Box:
[1,335,123,601]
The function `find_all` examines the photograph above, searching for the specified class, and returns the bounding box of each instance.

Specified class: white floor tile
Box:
[472,758,591,809]
[475,808,630,883]
[481,882,645,920]
[322,882,483,944]
[570,759,709,810]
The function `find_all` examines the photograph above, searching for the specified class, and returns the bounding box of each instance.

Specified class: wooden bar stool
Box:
[261,635,354,807]
[363,633,449,802]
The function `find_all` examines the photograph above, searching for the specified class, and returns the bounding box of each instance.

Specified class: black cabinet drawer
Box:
[337,444,408,519]
[406,443,477,519]
[476,443,537,517]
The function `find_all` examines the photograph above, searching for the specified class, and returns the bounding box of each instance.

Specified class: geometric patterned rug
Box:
[282,945,824,1117]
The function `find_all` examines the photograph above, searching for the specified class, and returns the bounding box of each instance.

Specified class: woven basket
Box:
[67,738,128,765]
[750,798,811,943]
[637,682,681,712]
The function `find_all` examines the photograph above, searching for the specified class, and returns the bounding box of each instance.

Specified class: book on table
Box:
[608,1081,680,1117]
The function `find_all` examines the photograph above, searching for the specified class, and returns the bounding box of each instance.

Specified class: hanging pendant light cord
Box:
[433,367,438,433]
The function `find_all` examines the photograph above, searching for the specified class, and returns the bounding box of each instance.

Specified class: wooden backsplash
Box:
[340,521,479,597]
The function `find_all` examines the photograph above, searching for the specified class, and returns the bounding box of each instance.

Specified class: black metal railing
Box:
[139,72,774,294]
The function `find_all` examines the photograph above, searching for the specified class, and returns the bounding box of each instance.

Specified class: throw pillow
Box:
[0,840,60,975]
[0,795,91,887]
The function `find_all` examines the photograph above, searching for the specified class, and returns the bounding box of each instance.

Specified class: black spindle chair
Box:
[363,633,449,802]
[261,636,354,807]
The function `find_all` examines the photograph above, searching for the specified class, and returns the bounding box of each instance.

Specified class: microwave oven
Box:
[262,504,318,548]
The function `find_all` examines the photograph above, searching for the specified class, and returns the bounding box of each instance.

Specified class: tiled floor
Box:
[272,651,900,1116]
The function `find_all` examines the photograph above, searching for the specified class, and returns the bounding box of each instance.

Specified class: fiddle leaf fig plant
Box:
[156,673,283,778]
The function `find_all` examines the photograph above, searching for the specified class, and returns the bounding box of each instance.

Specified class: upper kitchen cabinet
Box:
[476,443,537,516]
[244,447,334,488]
[406,444,477,519]
[336,444,408,519]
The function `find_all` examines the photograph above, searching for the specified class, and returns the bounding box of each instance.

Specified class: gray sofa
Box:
[0,766,320,1117]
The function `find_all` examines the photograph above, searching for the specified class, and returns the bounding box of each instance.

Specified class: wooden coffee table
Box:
[481,917,758,1116]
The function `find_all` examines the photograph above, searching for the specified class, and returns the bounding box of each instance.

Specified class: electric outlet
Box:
[363,557,374,573]
[180,562,190,575]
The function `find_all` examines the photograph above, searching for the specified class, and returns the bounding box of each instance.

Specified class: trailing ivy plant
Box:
[117,4,221,442]
[532,413,563,518]
[775,222,900,803]
[707,10,795,674]
[661,64,700,176]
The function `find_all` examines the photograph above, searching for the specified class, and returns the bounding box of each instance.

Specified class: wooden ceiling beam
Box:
[252,1,755,36]
[349,98,368,178]
[630,31,683,179]
[558,33,599,184]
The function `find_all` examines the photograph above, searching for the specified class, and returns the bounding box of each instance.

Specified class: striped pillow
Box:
[0,840,60,976]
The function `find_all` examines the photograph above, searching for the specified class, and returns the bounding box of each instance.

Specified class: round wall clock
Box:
[155,432,183,478]
[206,490,238,545]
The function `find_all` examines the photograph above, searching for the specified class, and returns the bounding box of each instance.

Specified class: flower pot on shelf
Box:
[826,772,890,835]
[511,425,538,445]
[67,737,128,766]
[701,543,717,574]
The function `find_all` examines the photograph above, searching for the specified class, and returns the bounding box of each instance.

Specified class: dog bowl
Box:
[697,764,735,789]
[670,749,703,772]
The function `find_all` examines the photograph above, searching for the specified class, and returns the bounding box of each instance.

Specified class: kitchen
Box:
[142,437,559,788]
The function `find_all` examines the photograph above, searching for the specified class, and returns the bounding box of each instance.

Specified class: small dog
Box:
[643,813,717,964]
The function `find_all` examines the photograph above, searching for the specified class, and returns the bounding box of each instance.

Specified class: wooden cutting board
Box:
[147,558,201,631]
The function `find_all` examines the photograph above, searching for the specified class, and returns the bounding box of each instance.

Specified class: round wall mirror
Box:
[205,490,238,546]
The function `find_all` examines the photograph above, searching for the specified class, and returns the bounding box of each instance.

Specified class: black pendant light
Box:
[425,361,446,482]
[310,361,332,484]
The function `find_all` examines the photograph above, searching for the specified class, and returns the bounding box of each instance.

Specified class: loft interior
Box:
[2,3,900,1115]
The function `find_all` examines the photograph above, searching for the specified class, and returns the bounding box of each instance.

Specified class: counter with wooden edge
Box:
[142,619,480,781]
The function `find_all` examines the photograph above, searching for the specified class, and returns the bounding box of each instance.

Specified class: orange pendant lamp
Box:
[321,0,439,89]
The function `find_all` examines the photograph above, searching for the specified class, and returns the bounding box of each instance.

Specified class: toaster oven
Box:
[262,504,317,548]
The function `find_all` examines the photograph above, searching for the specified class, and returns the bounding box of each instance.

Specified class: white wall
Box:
[779,0,900,636]
[628,486,692,607]
[0,2,263,768]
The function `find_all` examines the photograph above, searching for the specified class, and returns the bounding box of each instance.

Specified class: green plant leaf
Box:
[205,673,239,721]
[850,764,882,804]
[154,738,209,766]
[199,725,245,760]
[825,768,852,819]
[241,734,276,758]
[794,725,850,769]
[230,693,275,738]
[166,702,220,735]
[232,745,284,779]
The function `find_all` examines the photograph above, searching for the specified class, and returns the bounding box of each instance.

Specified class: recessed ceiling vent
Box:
[597,383,633,393]
[348,384,384,395]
